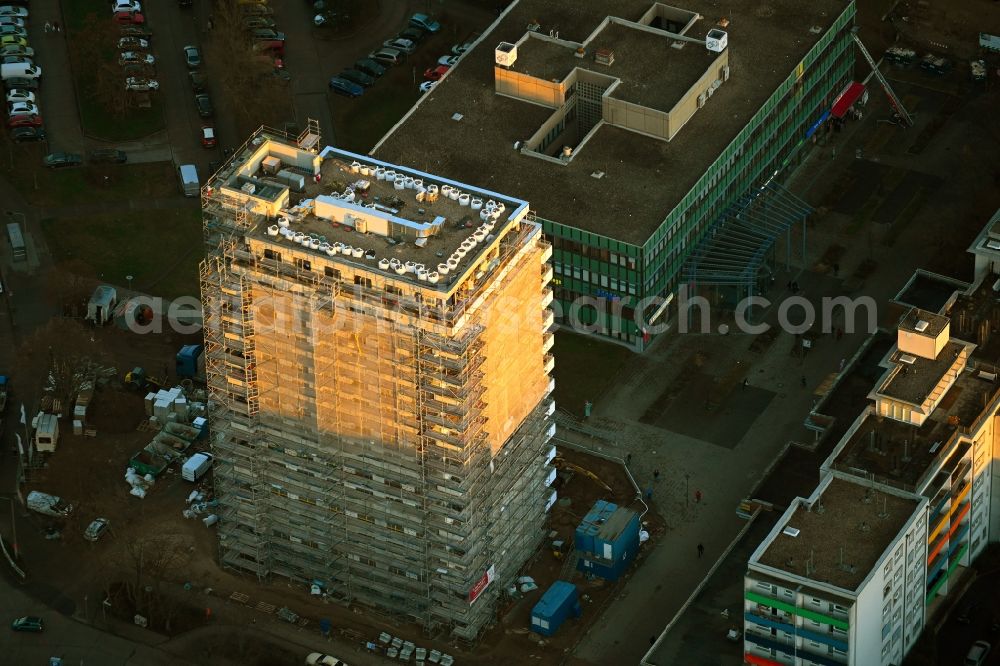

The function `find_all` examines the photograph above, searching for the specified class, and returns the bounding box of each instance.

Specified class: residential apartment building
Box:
[199,126,557,640]
[744,212,1000,664]
[375,0,858,348]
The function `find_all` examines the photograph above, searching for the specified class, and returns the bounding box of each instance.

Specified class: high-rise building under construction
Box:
[198,126,557,639]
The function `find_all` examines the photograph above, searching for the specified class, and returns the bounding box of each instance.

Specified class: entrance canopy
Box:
[830,82,865,119]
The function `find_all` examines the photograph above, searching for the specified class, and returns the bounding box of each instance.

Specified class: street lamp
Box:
[126,275,133,291]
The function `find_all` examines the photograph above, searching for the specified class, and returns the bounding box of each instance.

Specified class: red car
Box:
[8,113,42,128]
[201,125,216,148]
[252,40,284,57]
[423,64,450,81]
[113,11,145,25]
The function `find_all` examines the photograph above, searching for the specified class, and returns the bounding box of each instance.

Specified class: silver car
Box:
[84,518,110,542]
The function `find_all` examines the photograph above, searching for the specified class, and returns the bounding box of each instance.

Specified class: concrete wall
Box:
[495,67,566,108]
[663,50,729,141]
[603,97,669,139]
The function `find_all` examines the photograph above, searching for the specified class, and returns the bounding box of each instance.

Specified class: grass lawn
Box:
[330,79,421,153]
[0,151,180,207]
[552,330,635,417]
[41,208,203,299]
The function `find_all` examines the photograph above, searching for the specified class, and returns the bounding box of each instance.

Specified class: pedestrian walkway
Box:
[570,86,960,665]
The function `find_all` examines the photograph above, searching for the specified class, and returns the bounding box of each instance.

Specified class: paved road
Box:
[34,4,85,154]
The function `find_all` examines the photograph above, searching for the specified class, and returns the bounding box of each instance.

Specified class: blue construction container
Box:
[530,580,581,636]
[575,500,641,581]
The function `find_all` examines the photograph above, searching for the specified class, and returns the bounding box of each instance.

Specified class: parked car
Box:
[188,70,206,91]
[112,0,141,13]
[383,38,415,55]
[200,125,216,148]
[437,55,459,67]
[119,25,152,38]
[423,64,450,81]
[5,87,32,103]
[7,113,41,128]
[419,80,436,93]
[3,76,36,91]
[7,100,37,115]
[183,45,201,68]
[83,517,111,541]
[43,152,83,169]
[354,58,386,78]
[1,55,32,65]
[305,653,346,666]
[10,616,43,632]
[0,35,26,48]
[409,13,441,33]
[0,25,26,39]
[118,36,148,50]
[369,48,403,66]
[0,44,32,58]
[239,3,273,15]
[88,149,127,164]
[120,51,154,66]
[328,76,362,98]
[125,77,158,91]
[11,126,44,142]
[0,17,25,28]
[194,92,212,118]
[113,11,145,25]
[242,16,275,30]
[338,68,374,88]
[251,28,285,42]
[122,62,153,77]
[252,40,284,56]
[399,27,426,44]
[0,7,29,19]
[965,640,991,666]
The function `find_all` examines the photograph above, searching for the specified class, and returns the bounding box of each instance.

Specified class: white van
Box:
[1,63,41,81]
[182,452,213,482]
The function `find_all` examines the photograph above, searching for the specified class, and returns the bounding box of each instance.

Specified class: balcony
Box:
[541,288,554,309]
[542,331,555,353]
[543,353,555,375]
[542,309,556,332]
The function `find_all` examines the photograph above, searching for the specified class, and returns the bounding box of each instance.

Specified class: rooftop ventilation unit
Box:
[899,354,917,365]
[706,28,728,52]
[782,526,800,537]
[914,319,930,332]
[594,48,614,66]
[495,41,517,67]
[987,239,1000,250]
[978,370,998,382]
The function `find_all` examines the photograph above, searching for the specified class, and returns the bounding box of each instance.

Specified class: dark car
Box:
[399,27,426,44]
[3,76,36,92]
[354,58,386,78]
[11,126,44,142]
[89,149,127,164]
[183,45,202,68]
[251,28,285,42]
[44,152,84,169]
[188,70,206,92]
[10,616,43,632]
[194,93,213,118]
[252,40,284,57]
[328,77,362,98]
[339,68,374,88]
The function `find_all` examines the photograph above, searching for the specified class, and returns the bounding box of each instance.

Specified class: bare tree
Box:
[206,0,295,133]
[116,534,191,631]
[68,13,133,118]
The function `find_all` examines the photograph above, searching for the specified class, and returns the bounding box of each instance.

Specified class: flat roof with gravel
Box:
[374,0,851,244]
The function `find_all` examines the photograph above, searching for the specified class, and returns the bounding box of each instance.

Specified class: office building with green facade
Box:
[375,0,857,350]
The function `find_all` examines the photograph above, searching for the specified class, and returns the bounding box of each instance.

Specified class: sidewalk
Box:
[571,89,949,665]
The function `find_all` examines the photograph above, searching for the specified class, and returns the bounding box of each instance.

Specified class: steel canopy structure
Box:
[683,181,813,309]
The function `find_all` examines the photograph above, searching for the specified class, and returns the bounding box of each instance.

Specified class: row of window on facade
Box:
[552,262,637,295]
[547,236,638,269]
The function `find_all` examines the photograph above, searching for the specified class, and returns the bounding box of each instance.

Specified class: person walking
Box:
[694,489,702,503]
[653,469,660,481]
[44,21,52,33]
[645,486,653,501]
[839,358,846,372]
[801,375,807,388]
[625,453,632,465]
[697,543,704,559]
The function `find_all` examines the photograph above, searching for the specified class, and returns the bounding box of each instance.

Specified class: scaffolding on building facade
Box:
[199,187,554,640]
